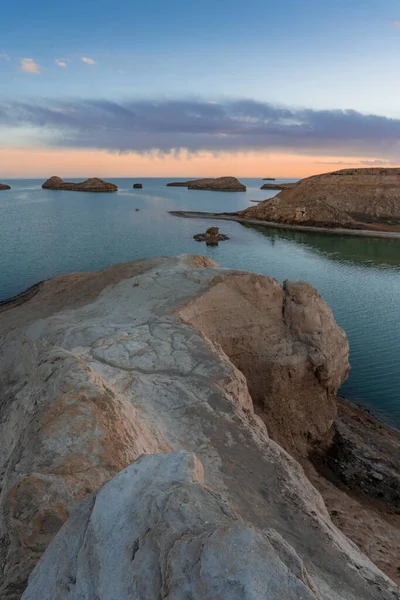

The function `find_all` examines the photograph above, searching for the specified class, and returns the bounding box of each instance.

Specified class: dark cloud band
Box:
[1,97,399,157]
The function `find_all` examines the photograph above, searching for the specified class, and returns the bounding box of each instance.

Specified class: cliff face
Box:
[42,176,118,192]
[240,168,400,231]
[0,256,397,599]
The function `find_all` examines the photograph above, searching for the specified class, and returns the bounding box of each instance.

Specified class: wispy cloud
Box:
[0,53,10,61]
[20,58,40,74]
[392,20,400,27]
[81,57,96,65]
[56,59,68,68]
[2,97,400,160]
[316,159,393,166]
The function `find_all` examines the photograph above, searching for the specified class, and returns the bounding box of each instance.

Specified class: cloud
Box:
[2,97,400,160]
[81,57,96,65]
[20,58,40,74]
[316,159,393,166]
[56,59,68,68]
[392,20,400,27]
[0,53,10,61]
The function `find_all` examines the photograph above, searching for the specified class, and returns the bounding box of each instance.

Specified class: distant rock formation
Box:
[193,226,229,245]
[263,177,276,180]
[133,183,143,189]
[167,177,246,191]
[42,176,118,192]
[0,184,11,190]
[260,182,296,190]
[242,168,400,231]
[0,255,398,598]
[166,180,193,187]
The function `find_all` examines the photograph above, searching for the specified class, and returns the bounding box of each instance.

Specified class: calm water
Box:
[1,177,400,429]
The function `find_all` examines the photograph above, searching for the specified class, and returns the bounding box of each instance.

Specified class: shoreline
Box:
[169,210,400,239]
[0,281,43,313]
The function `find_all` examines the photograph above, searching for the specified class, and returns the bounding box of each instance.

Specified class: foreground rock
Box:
[0,183,11,190]
[42,176,118,192]
[0,255,398,599]
[22,451,322,600]
[133,183,142,188]
[242,168,400,231]
[167,177,246,191]
[193,226,229,245]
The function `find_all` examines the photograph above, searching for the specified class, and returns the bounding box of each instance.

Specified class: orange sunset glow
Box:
[0,147,392,179]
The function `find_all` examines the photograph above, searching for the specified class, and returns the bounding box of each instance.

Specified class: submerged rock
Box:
[133,183,143,188]
[42,176,118,192]
[193,226,229,245]
[167,177,246,191]
[243,168,400,231]
[0,255,397,599]
[0,183,11,190]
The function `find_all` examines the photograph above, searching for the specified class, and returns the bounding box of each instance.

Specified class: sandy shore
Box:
[169,210,400,239]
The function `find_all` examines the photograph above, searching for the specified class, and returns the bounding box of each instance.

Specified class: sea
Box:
[1,177,400,429]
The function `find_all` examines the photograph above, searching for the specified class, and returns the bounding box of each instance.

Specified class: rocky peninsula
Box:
[0,255,398,599]
[245,168,400,231]
[42,176,118,192]
[0,183,11,190]
[167,176,246,191]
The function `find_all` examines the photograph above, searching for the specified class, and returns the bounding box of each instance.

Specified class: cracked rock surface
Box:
[0,254,398,599]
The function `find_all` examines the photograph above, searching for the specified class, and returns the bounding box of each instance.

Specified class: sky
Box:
[1,0,400,177]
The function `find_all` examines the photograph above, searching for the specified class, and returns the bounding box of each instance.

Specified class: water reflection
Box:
[243,224,400,269]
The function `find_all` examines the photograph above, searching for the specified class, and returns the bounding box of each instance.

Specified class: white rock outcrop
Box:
[0,255,397,599]
[22,451,322,600]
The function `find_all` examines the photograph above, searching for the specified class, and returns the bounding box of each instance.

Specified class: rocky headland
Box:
[167,176,246,191]
[243,168,400,231]
[42,176,118,192]
[0,184,11,190]
[0,255,398,599]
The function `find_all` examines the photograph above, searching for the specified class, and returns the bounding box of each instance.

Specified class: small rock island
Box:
[0,183,11,190]
[260,182,296,190]
[193,226,229,245]
[167,176,246,191]
[133,183,143,189]
[42,176,118,192]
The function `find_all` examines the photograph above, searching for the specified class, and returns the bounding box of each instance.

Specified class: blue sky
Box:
[1,0,400,174]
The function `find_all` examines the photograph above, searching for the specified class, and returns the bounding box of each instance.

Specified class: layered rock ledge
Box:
[242,168,400,231]
[0,183,11,190]
[167,176,246,191]
[0,255,398,599]
[42,176,118,192]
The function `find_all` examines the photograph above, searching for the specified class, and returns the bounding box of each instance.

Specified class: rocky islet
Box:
[42,176,118,192]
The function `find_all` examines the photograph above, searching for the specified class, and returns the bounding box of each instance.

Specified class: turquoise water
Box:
[1,177,400,429]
